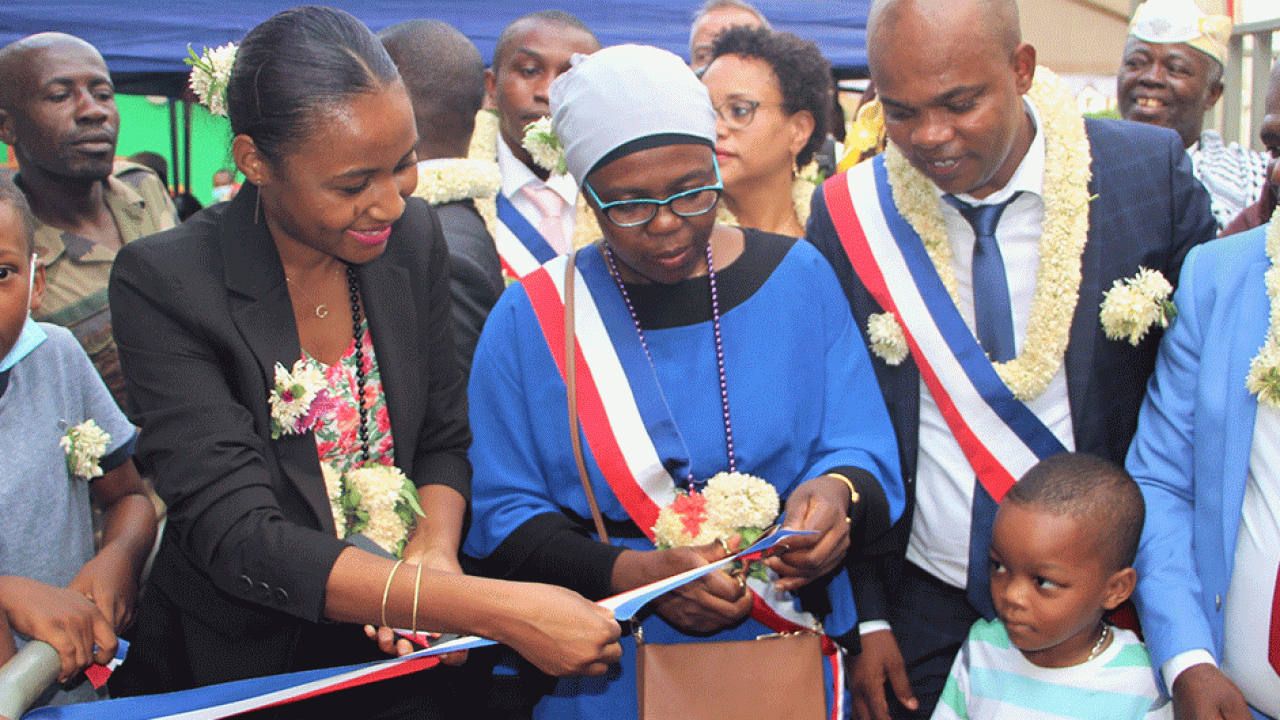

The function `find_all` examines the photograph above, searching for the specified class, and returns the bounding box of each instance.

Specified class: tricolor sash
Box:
[523,249,844,718]
[824,158,1067,503]
[492,194,560,280]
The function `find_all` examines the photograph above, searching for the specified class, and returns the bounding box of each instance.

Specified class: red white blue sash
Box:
[524,249,844,719]
[522,249,689,535]
[492,193,560,280]
[825,159,1066,502]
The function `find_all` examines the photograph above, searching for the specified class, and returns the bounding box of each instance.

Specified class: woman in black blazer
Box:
[108,8,620,718]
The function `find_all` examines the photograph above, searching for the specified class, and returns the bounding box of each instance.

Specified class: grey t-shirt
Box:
[0,322,136,706]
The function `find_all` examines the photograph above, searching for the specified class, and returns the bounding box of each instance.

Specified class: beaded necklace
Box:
[345,264,371,464]
[602,242,735,491]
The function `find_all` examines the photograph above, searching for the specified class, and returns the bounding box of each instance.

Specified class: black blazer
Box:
[435,198,504,377]
[806,118,1216,624]
[108,184,470,689]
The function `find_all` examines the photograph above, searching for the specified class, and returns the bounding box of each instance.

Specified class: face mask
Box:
[212,184,235,203]
[0,254,46,372]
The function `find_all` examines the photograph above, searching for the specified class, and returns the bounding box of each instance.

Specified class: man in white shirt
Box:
[480,10,599,274]
[804,0,1215,717]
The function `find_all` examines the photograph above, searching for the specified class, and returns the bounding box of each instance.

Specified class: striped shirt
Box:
[933,619,1171,720]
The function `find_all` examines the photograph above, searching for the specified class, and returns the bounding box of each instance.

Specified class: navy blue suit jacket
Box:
[805,118,1216,624]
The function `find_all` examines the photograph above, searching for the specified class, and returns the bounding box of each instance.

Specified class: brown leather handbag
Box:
[562,252,830,720]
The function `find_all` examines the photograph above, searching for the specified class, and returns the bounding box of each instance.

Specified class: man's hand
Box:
[1171,663,1251,720]
[851,629,919,720]
[612,544,753,634]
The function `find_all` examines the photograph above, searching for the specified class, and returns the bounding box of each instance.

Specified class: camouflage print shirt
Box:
[28,160,177,407]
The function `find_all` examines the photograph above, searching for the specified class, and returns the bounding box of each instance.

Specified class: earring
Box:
[254,189,262,225]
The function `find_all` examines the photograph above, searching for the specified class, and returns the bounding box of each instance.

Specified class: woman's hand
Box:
[365,550,469,664]
[765,475,852,592]
[0,576,116,683]
[611,543,753,634]
[487,582,622,677]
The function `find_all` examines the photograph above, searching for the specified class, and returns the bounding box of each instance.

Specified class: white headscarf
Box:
[550,44,716,184]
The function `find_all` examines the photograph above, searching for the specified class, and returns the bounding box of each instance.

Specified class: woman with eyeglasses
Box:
[701,25,833,238]
[462,45,902,720]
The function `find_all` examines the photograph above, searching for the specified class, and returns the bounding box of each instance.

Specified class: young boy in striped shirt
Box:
[932,453,1171,719]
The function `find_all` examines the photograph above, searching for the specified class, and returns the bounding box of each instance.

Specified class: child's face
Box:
[0,203,43,361]
[988,502,1133,668]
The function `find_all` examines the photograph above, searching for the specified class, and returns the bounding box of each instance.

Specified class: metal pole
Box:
[0,641,60,720]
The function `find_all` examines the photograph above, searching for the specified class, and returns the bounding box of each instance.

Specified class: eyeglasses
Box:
[713,99,787,131]
[585,162,723,228]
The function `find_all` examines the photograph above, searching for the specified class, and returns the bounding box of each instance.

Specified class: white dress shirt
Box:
[496,138,579,248]
[905,98,1076,589]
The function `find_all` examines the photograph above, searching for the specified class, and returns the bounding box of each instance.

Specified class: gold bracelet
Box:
[381,559,404,629]
[824,472,860,505]
[410,563,423,637]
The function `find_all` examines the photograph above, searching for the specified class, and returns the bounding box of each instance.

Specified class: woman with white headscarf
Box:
[462,44,903,719]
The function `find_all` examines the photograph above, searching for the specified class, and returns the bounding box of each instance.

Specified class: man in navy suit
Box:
[804,0,1215,718]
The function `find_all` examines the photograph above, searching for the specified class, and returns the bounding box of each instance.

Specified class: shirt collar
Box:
[939,97,1046,206]
[497,136,579,207]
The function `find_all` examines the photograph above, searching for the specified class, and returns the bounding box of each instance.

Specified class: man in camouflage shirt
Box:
[0,32,176,407]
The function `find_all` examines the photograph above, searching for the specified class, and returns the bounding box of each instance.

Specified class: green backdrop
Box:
[114,94,235,207]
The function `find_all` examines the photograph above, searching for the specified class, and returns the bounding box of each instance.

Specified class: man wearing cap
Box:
[1118,0,1269,230]
[805,0,1216,717]
[0,32,176,408]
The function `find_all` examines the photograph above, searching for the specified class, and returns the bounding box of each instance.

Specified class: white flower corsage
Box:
[269,356,332,439]
[60,419,111,479]
[185,43,238,117]
[413,159,502,205]
[323,462,425,557]
[1100,267,1176,346]
[1247,220,1280,406]
[867,311,909,365]
[521,117,567,175]
[653,472,779,580]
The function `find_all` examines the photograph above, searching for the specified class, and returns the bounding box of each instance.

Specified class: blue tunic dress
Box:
[464,231,903,719]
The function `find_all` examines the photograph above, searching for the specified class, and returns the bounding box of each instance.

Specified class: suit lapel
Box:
[354,246,419,477]
[1219,256,1269,564]
[1065,170,1104,444]
[219,183,334,535]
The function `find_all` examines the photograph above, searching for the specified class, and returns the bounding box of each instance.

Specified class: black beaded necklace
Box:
[603,242,736,491]
[345,263,370,464]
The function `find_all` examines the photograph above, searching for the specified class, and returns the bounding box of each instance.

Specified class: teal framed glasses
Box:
[585,161,723,228]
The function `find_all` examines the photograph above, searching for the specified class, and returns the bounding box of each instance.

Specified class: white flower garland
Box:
[1100,267,1176,345]
[1246,221,1280,407]
[186,43,237,117]
[412,159,501,206]
[880,66,1091,401]
[322,462,425,557]
[60,420,110,479]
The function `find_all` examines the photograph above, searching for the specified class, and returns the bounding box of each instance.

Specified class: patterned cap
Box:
[1130,0,1233,65]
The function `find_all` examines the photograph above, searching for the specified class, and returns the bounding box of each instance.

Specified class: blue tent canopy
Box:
[0,0,869,95]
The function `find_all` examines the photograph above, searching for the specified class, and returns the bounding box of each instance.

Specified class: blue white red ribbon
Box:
[23,530,807,720]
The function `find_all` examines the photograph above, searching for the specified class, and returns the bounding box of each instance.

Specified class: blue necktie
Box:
[943,193,1021,363]
[944,192,1021,618]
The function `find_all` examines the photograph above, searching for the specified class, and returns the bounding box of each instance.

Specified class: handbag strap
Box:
[564,250,611,544]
